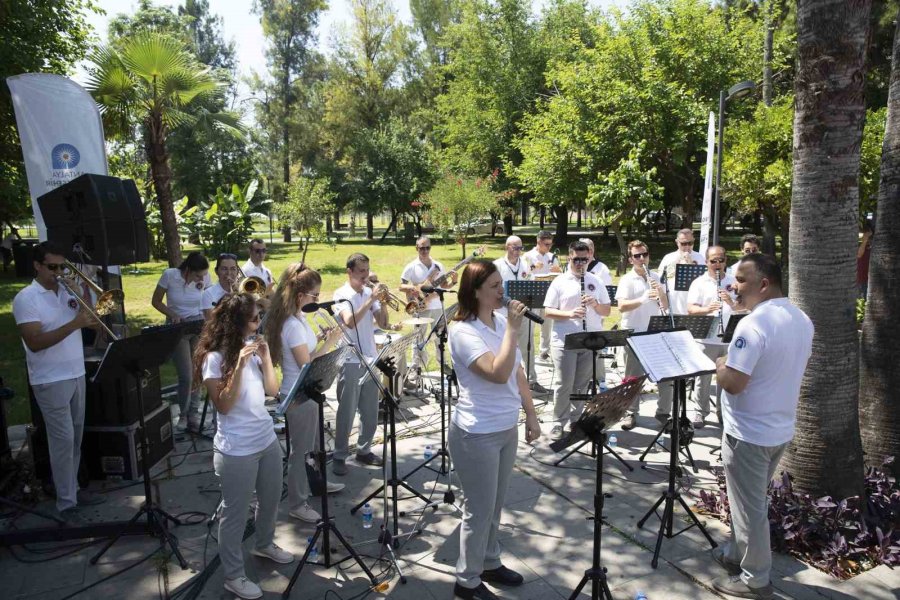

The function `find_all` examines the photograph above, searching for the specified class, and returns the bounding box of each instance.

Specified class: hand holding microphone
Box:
[501,296,544,325]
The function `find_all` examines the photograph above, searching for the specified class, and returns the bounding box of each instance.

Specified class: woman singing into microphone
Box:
[266,263,344,524]
[449,259,541,600]
[194,294,294,600]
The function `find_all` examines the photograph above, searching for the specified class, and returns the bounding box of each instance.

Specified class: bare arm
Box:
[151,285,181,322]
[715,355,751,395]
[18,312,91,353]
[468,309,525,385]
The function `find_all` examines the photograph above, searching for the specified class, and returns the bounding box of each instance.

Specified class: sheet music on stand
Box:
[626,330,716,383]
[359,331,420,387]
[505,280,552,309]
[276,346,350,415]
[648,315,714,340]
[720,312,748,343]
[674,264,707,291]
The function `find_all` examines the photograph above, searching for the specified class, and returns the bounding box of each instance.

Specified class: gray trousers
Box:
[449,423,518,589]
[550,347,599,427]
[286,400,318,509]
[171,332,201,416]
[32,376,86,512]
[538,310,552,354]
[722,434,787,588]
[694,344,728,417]
[213,440,283,580]
[335,362,379,461]
[624,348,673,415]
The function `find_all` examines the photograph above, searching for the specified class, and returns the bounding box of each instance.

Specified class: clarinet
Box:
[580,274,587,332]
[716,269,725,337]
[639,265,665,316]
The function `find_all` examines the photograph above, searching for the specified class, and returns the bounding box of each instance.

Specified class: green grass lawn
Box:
[0,229,755,426]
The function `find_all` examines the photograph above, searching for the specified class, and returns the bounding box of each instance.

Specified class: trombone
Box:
[57,261,124,340]
[234,266,267,299]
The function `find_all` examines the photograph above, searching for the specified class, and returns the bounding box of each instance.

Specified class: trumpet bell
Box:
[238,275,267,298]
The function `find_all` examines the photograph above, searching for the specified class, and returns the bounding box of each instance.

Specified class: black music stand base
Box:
[553,438,634,472]
[636,379,716,568]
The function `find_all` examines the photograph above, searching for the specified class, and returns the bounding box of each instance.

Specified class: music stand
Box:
[719,312,747,343]
[627,330,718,568]
[605,285,617,307]
[674,264,707,291]
[505,280,552,390]
[550,377,645,600]
[89,326,188,569]
[555,329,633,472]
[281,347,378,598]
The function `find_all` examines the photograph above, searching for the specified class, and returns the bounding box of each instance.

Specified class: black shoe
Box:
[480,565,524,587]
[454,583,499,600]
[355,452,384,467]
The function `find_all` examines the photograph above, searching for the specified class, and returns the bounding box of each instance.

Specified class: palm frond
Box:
[192,108,245,140]
[120,32,191,85]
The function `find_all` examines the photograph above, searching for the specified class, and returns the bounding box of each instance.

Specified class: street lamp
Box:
[713,80,757,245]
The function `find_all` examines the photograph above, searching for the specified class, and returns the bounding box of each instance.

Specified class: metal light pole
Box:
[713,80,756,245]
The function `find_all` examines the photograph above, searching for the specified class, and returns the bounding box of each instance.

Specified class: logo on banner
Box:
[52,143,81,169]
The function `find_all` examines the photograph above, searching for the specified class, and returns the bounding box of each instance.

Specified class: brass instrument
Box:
[57,261,123,340]
[312,309,353,346]
[234,266,267,299]
[366,282,412,314]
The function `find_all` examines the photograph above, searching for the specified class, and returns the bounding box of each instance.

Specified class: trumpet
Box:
[57,261,123,340]
[365,282,416,314]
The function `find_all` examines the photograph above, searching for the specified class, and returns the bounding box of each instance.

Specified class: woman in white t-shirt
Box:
[266,263,344,524]
[194,293,294,599]
[152,251,210,430]
[448,259,541,600]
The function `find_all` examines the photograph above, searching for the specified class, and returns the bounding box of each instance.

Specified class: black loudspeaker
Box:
[37,174,149,265]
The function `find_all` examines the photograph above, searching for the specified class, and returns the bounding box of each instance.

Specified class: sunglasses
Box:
[417,246,431,251]
[631,252,650,259]
[509,246,524,251]
[709,258,726,264]
[678,241,694,247]
[305,292,320,299]
[252,248,267,254]
[218,253,237,260]
[42,262,66,271]
[571,257,589,264]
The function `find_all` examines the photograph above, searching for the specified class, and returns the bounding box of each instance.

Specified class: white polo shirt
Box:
[203,351,277,456]
[615,269,664,333]
[279,315,317,396]
[242,260,274,287]
[13,280,86,385]
[332,282,382,362]
[687,272,737,342]
[157,268,210,320]
[523,248,558,276]
[588,260,613,286]
[201,283,228,313]
[450,314,523,433]
[721,298,813,446]
[544,271,610,347]
[400,258,446,311]
[658,249,705,315]
[493,256,529,316]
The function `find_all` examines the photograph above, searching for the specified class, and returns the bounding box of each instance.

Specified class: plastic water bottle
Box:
[608,434,618,448]
[424,445,434,460]
[361,503,373,529]
[635,592,648,600]
[307,536,318,562]
[599,380,608,394]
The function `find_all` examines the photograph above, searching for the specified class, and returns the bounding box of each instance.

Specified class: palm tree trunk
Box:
[859,8,900,478]
[781,0,869,499]
[147,118,182,267]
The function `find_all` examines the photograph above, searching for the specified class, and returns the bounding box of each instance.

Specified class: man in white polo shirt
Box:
[580,237,613,286]
[12,242,104,521]
[523,230,561,361]
[543,240,611,439]
[399,237,449,384]
[727,234,761,277]
[711,253,813,600]
[331,252,390,475]
[657,228,704,316]
[686,245,738,428]
[243,238,275,292]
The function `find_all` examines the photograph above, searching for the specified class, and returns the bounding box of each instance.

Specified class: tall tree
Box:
[781,0,869,498]
[859,9,900,478]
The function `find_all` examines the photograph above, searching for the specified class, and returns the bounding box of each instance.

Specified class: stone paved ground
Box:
[1,354,897,600]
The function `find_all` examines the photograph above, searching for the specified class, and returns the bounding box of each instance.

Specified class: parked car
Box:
[454,217,503,235]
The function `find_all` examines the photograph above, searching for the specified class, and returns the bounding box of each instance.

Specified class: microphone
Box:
[420,284,456,295]
[301,298,351,313]
[502,296,544,325]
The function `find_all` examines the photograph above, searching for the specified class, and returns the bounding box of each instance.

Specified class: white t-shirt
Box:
[332,282,382,363]
[544,271,610,348]
[687,272,737,342]
[400,258,446,311]
[279,315,318,397]
[523,248,558,276]
[157,268,209,320]
[202,350,277,456]
[615,269,664,332]
[201,283,228,313]
[242,260,274,287]
[721,298,814,446]
[450,314,523,433]
[13,280,86,385]
[588,260,613,286]
[658,250,705,315]
[726,261,741,277]
[493,256,529,316]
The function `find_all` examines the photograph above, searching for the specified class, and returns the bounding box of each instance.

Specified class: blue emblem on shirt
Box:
[735,336,747,349]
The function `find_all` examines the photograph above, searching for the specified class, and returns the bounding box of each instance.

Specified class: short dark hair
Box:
[346,252,370,270]
[249,238,265,247]
[569,240,590,254]
[32,241,67,264]
[454,259,498,322]
[537,230,553,241]
[739,253,782,289]
[179,251,209,274]
[740,233,760,247]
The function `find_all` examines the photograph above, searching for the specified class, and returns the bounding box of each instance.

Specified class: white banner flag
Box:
[6,73,108,241]
[698,112,716,256]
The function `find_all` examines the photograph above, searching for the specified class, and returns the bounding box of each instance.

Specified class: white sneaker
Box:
[289,502,321,523]
[251,542,295,564]
[224,577,262,599]
[326,481,345,494]
[176,415,188,431]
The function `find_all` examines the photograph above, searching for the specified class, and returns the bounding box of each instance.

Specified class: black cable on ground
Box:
[56,547,162,600]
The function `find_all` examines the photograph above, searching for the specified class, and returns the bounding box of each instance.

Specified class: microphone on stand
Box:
[420,285,457,295]
[501,296,544,325]
[301,298,351,313]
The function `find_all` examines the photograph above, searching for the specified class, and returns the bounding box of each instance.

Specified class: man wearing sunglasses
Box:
[399,237,449,386]
[687,246,738,428]
[243,239,275,292]
[543,240,611,439]
[657,229,704,315]
[523,231,561,362]
[727,234,761,277]
[12,242,104,522]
